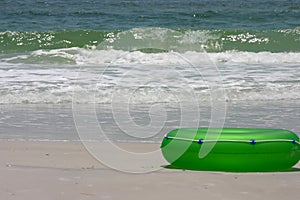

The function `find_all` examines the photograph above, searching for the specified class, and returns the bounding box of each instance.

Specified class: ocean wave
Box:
[1,48,300,66]
[0,27,299,54]
[1,27,300,105]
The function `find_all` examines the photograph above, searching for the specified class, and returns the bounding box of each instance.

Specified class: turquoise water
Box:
[1,29,299,53]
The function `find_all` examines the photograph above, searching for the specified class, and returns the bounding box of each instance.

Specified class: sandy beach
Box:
[1,140,299,200]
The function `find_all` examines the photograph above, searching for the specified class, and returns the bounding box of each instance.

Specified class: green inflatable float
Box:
[161,128,300,172]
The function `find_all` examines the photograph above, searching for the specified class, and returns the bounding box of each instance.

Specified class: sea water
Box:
[0,0,299,142]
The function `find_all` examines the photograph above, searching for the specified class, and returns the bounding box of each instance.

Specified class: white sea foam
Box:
[2,47,300,66]
[0,48,300,104]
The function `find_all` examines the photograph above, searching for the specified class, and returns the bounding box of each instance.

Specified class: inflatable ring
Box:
[161,128,300,172]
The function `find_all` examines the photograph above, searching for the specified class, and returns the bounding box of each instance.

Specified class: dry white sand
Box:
[0,141,299,200]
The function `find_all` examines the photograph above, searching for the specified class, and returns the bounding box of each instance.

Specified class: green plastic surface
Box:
[160,128,300,172]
